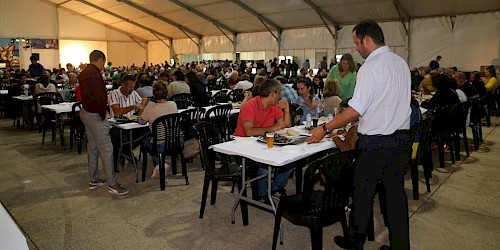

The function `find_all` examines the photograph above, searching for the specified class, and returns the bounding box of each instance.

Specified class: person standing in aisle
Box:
[308,20,412,250]
[79,50,129,196]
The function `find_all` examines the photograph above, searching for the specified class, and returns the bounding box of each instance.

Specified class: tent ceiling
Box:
[47,0,500,41]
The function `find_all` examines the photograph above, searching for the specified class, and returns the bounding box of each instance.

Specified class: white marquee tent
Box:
[0,0,499,72]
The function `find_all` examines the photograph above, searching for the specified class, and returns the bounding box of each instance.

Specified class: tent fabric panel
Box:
[265,9,322,28]
[58,8,107,41]
[105,28,136,42]
[148,40,171,66]
[281,27,335,50]
[173,39,199,54]
[59,1,97,16]
[59,39,108,68]
[201,36,233,53]
[236,32,278,52]
[86,11,123,24]
[409,17,452,69]
[107,41,147,69]
[0,0,57,38]
[451,12,500,71]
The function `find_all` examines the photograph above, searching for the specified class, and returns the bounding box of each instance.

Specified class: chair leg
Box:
[170,153,178,176]
[410,159,419,200]
[159,153,166,190]
[367,211,375,241]
[210,179,218,205]
[462,128,469,157]
[77,131,84,154]
[453,133,461,162]
[141,146,147,182]
[309,219,323,250]
[180,151,189,185]
[437,137,445,168]
[199,176,211,219]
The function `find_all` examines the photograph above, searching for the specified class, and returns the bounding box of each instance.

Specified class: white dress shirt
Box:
[348,46,411,135]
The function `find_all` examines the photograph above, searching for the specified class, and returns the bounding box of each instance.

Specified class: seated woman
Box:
[322,79,342,116]
[484,66,498,92]
[421,74,460,110]
[293,77,321,122]
[138,82,178,178]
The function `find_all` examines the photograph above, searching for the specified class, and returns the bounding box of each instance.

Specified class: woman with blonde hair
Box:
[322,79,342,115]
[326,53,356,100]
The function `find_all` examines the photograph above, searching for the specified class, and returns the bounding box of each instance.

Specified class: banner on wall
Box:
[0,39,20,68]
[31,39,59,49]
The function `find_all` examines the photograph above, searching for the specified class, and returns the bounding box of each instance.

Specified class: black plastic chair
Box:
[469,98,484,150]
[34,92,63,133]
[272,150,360,250]
[193,121,247,221]
[69,102,85,154]
[168,93,192,102]
[227,112,239,139]
[141,113,188,190]
[212,89,229,104]
[180,108,206,140]
[205,104,232,142]
[34,93,63,146]
[228,89,244,102]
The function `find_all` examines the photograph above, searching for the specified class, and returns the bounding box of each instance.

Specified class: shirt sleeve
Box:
[273,106,284,122]
[348,66,376,117]
[239,101,256,124]
[108,90,119,106]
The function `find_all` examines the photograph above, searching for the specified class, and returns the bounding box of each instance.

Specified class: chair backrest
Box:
[151,113,184,154]
[34,92,62,114]
[169,93,192,102]
[228,89,244,102]
[173,99,192,109]
[181,107,206,139]
[301,150,359,214]
[205,104,232,141]
[193,121,223,175]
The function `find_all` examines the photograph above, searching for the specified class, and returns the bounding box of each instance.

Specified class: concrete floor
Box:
[0,116,499,250]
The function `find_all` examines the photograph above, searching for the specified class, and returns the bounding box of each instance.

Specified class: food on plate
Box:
[127,115,138,121]
[260,134,292,144]
[318,116,327,122]
[278,130,299,137]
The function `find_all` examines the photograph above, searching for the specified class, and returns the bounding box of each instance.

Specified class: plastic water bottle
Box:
[306,113,312,127]
[312,94,321,116]
[327,113,334,122]
[24,89,28,96]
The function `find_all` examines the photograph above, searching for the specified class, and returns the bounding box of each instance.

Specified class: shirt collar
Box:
[365,46,390,63]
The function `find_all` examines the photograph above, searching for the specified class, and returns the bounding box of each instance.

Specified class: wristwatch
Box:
[322,123,330,133]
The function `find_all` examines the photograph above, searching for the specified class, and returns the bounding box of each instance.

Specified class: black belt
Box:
[358,129,410,138]
[357,130,410,149]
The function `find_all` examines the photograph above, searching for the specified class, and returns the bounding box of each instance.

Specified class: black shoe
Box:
[334,236,362,250]
[271,188,287,201]
[257,196,271,205]
[379,245,390,250]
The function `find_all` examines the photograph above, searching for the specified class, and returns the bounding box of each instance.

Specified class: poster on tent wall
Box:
[0,39,20,68]
[31,39,59,49]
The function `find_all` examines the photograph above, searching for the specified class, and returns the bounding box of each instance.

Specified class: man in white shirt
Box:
[109,75,149,170]
[308,20,412,250]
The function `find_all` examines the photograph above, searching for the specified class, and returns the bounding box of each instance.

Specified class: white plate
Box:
[280,145,304,154]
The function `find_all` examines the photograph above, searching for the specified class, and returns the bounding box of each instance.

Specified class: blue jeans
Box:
[257,167,293,197]
[143,138,165,167]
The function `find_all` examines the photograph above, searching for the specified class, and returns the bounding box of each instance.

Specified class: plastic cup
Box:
[312,117,319,127]
[266,133,274,148]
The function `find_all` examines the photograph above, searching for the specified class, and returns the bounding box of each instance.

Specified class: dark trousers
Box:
[349,130,412,250]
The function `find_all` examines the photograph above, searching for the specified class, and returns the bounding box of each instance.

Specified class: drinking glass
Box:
[266,132,275,148]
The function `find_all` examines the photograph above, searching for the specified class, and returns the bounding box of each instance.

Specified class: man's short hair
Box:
[173,70,185,81]
[259,79,281,97]
[121,74,135,84]
[353,20,385,45]
[30,55,38,61]
[241,74,249,81]
[89,50,106,63]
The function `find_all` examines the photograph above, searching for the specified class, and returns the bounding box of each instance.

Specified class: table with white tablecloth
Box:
[0,202,29,250]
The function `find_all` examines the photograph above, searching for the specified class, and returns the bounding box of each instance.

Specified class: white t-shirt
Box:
[348,46,411,135]
[233,80,253,90]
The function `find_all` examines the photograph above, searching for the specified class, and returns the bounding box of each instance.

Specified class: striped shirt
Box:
[108,87,142,117]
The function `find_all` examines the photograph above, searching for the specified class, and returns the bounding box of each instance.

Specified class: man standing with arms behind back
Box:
[79,50,129,196]
[307,20,412,250]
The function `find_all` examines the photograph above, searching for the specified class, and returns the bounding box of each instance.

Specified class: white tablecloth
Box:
[0,202,29,250]
[41,102,76,114]
[13,95,33,101]
[0,89,8,95]
[211,137,336,167]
